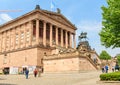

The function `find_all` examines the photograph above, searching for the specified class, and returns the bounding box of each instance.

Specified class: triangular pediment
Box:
[0,9,76,30]
[42,10,76,29]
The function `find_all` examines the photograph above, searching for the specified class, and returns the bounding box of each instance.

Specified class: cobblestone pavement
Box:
[0,71,119,85]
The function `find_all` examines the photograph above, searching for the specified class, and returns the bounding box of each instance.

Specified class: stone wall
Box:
[43,51,97,73]
[79,57,97,71]
[37,47,52,66]
[44,57,79,73]
[0,48,37,68]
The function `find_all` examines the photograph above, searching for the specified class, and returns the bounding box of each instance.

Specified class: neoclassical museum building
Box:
[0,5,102,74]
[0,5,77,74]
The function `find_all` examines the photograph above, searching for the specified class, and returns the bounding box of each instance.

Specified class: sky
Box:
[0,0,120,57]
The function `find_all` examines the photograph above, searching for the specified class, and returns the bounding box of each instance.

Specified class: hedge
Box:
[0,73,3,75]
[100,72,120,81]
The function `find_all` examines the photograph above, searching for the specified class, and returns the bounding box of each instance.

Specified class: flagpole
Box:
[50,0,52,11]
[50,0,56,12]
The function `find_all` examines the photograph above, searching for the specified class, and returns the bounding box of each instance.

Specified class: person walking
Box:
[25,68,29,79]
[112,66,115,72]
[34,69,38,77]
[105,65,109,73]
[38,67,41,77]
[102,66,105,73]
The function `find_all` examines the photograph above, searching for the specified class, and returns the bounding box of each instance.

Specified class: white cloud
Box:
[75,20,120,57]
[76,20,102,44]
[0,13,12,24]
[0,19,2,23]
[76,20,102,32]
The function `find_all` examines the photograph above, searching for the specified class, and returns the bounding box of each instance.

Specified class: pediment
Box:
[42,10,76,29]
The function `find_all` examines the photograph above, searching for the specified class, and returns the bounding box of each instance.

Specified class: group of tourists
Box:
[33,68,42,77]
[102,64,120,73]
[24,67,42,79]
[102,65,109,73]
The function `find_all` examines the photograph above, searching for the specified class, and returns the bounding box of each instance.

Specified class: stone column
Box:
[70,33,72,48]
[65,31,68,48]
[18,27,21,49]
[8,30,11,51]
[13,28,16,50]
[43,21,46,46]
[24,24,26,47]
[61,29,63,47]
[50,24,52,47]
[0,33,2,52]
[56,27,58,46]
[1,33,3,52]
[73,34,76,49]
[4,31,7,51]
[29,21,33,46]
[36,19,39,45]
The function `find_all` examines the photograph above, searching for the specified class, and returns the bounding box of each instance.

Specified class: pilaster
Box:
[13,28,16,50]
[0,33,2,52]
[4,31,7,51]
[24,24,26,47]
[18,26,21,49]
[29,21,33,46]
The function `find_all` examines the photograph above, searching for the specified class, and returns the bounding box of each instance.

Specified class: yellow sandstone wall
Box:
[44,57,79,73]
[37,48,52,66]
[0,48,37,68]
[79,57,96,71]
[43,56,97,73]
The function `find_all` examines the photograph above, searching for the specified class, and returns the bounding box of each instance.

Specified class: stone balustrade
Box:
[43,50,88,60]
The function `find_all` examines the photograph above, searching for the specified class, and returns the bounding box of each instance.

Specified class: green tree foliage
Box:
[99,0,120,48]
[99,50,111,60]
[116,54,120,65]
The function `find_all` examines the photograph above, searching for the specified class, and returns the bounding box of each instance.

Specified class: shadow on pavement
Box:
[0,84,16,85]
[0,78,6,80]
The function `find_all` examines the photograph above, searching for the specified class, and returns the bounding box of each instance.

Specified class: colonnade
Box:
[0,19,76,52]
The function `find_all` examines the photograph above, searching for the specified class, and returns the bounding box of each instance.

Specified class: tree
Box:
[116,54,120,65]
[99,50,111,60]
[99,0,120,48]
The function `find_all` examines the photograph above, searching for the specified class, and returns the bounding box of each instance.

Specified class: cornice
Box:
[0,8,77,31]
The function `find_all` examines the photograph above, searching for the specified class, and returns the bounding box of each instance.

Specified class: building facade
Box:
[43,40,101,73]
[0,5,76,74]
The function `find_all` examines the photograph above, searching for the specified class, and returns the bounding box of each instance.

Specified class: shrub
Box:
[0,73,3,75]
[100,72,120,81]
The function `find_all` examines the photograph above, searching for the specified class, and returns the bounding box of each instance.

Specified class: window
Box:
[26,31,30,42]
[20,32,24,43]
[6,36,9,48]
[3,56,7,64]
[11,36,13,47]
[16,34,19,45]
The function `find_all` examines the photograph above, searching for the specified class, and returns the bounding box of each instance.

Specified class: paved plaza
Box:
[0,71,120,85]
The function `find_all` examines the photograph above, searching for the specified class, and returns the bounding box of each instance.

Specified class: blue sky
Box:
[0,0,120,57]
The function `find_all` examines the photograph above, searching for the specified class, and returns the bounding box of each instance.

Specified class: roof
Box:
[0,5,77,30]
